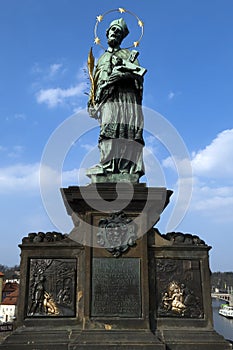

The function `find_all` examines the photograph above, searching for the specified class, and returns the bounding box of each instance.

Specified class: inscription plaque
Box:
[91,258,141,317]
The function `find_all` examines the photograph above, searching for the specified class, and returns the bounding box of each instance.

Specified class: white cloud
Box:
[72,106,84,113]
[32,62,64,77]
[36,82,87,108]
[80,143,96,152]
[141,148,167,187]
[31,62,43,74]
[162,156,174,169]
[8,145,24,158]
[0,145,25,158]
[62,167,88,187]
[189,181,233,223]
[168,91,175,100]
[192,129,233,179]
[168,90,181,100]
[0,163,88,194]
[144,135,160,154]
[40,165,89,190]
[49,63,63,76]
[163,156,192,178]
[163,129,233,180]
[14,113,26,120]
[161,129,233,226]
[0,163,40,193]
[33,61,88,109]
[76,62,89,81]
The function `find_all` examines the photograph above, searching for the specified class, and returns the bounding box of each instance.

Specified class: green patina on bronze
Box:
[87,18,147,183]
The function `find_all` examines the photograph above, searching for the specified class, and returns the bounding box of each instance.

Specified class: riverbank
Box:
[213,298,233,343]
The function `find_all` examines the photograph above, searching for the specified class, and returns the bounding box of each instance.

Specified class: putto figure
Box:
[87,17,147,182]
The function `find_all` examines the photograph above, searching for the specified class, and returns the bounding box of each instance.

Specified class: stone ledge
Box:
[1,328,231,350]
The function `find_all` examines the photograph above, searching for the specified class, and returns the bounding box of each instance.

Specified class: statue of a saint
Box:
[87,17,147,182]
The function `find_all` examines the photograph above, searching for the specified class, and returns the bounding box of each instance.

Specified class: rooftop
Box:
[2,282,19,294]
[1,287,19,305]
[1,288,19,306]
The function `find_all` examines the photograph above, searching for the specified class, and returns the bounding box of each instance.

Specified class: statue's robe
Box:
[93,47,145,177]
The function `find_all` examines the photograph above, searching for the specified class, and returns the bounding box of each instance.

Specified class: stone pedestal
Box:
[0,184,231,349]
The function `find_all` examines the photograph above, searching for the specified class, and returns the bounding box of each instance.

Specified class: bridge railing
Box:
[211,293,233,306]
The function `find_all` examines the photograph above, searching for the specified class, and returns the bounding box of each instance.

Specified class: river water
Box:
[212,298,233,343]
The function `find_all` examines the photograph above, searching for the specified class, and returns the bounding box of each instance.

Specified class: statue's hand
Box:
[107,71,122,84]
[88,105,98,119]
[108,70,129,84]
[87,101,99,119]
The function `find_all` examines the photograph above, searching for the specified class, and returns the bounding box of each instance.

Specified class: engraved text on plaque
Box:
[91,258,141,317]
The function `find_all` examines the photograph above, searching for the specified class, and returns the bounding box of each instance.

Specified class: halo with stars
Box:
[94,8,144,50]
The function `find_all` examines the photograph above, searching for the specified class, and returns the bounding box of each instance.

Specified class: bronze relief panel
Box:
[156,258,204,318]
[27,258,77,317]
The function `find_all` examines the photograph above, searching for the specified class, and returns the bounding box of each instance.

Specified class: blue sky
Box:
[0,0,233,271]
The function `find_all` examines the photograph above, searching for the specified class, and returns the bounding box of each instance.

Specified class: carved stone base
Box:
[1,328,231,349]
[0,330,166,350]
[0,327,71,350]
[161,330,232,350]
[0,185,232,350]
[69,330,165,349]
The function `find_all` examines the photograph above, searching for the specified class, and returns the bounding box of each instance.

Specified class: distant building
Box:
[2,281,19,302]
[0,272,4,304]
[0,272,19,324]
[0,289,19,323]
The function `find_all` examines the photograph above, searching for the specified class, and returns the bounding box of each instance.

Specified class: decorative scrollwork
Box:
[97,212,137,257]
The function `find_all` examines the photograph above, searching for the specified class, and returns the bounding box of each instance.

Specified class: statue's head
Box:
[106,18,129,48]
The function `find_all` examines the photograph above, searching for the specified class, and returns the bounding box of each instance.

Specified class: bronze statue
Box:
[29,274,45,315]
[87,17,147,182]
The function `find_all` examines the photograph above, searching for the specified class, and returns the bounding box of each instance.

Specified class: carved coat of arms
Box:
[97,212,137,257]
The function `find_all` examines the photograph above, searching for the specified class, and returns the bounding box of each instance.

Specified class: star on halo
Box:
[96,15,103,22]
[138,20,144,28]
[94,37,101,45]
[94,8,144,50]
